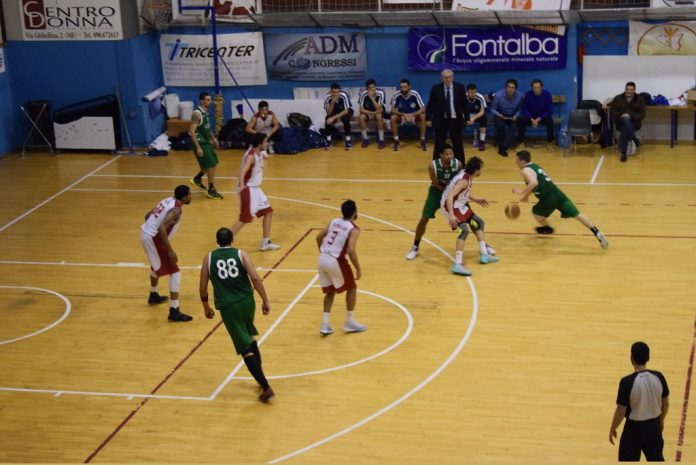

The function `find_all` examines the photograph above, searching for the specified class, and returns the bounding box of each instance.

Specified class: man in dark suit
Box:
[426,69,467,164]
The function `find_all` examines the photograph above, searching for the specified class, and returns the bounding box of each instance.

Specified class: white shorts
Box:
[239,186,273,223]
[318,253,356,294]
[140,230,179,277]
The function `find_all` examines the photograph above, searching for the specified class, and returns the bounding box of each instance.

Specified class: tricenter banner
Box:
[265,33,367,81]
[20,0,122,40]
[628,21,696,55]
[160,32,267,87]
[408,26,566,71]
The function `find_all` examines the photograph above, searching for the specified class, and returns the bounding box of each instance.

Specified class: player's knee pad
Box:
[169,272,181,293]
[457,225,469,241]
[470,214,485,232]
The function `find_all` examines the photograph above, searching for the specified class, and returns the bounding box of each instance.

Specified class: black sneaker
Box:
[207,188,224,200]
[189,177,207,191]
[535,225,555,235]
[259,386,275,403]
[148,292,168,306]
[498,149,508,157]
[620,153,627,163]
[168,308,193,322]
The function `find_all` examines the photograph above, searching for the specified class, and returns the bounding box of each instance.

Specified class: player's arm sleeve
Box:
[616,377,631,408]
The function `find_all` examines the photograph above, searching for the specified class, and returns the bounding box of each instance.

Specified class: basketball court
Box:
[0,141,694,463]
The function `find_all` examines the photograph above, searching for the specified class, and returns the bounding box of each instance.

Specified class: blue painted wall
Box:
[0,49,15,156]
[3,31,163,153]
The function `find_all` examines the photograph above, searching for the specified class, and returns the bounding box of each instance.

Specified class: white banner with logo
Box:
[214,0,259,23]
[20,0,122,40]
[629,21,696,55]
[651,0,695,6]
[160,32,267,86]
[452,0,570,10]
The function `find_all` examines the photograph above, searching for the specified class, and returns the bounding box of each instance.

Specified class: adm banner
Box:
[628,21,696,55]
[409,27,566,71]
[265,33,366,81]
[20,0,122,40]
[160,32,267,87]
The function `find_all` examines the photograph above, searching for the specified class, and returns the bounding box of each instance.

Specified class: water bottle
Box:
[473,128,479,148]
[558,126,569,149]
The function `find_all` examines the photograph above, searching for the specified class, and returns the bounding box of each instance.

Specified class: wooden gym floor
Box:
[0,140,694,463]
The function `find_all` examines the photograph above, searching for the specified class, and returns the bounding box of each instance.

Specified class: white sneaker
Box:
[485,243,496,256]
[597,232,609,249]
[319,324,335,336]
[343,320,367,333]
[259,241,281,251]
[268,142,275,154]
[405,245,419,260]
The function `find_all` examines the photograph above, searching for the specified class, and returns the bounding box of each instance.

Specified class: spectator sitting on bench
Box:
[610,81,645,163]
[322,82,354,150]
[245,100,281,154]
[358,78,386,150]
[389,78,427,152]
[491,78,523,157]
[464,83,488,152]
[518,79,555,150]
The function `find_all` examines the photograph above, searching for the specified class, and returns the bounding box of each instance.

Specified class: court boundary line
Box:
[675,312,696,461]
[233,287,414,381]
[0,155,121,233]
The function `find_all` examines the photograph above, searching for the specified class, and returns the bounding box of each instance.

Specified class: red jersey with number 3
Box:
[320,218,358,259]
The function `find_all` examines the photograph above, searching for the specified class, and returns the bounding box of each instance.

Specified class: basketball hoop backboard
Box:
[171,0,210,23]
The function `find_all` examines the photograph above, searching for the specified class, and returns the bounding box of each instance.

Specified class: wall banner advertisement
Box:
[408,26,566,71]
[265,32,367,81]
[628,20,696,55]
[160,32,267,87]
[20,0,123,41]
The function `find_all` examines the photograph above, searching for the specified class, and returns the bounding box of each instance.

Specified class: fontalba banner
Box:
[265,33,367,81]
[160,32,267,86]
[409,26,566,71]
[452,0,570,10]
[628,21,696,55]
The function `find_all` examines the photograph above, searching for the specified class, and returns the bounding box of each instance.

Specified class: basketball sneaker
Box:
[148,292,168,305]
[260,241,281,251]
[405,245,419,260]
[325,137,332,150]
[451,264,472,276]
[258,386,275,403]
[319,324,335,336]
[480,254,500,264]
[393,139,400,152]
[189,177,206,191]
[378,139,386,150]
[345,139,352,150]
[344,320,367,333]
[485,243,496,256]
[207,188,223,200]
[420,138,427,151]
[597,232,609,249]
[361,138,369,148]
[478,141,486,151]
[168,308,193,322]
[535,225,554,235]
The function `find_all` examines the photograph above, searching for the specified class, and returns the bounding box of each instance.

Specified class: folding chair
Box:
[20,101,55,155]
[565,109,594,155]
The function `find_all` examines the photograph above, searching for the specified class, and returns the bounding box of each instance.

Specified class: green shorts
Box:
[421,186,444,219]
[193,143,219,170]
[532,193,580,219]
[218,295,258,354]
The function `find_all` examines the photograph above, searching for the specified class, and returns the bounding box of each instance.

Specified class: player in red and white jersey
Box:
[231,133,281,252]
[316,200,366,336]
[140,185,193,322]
[441,156,499,277]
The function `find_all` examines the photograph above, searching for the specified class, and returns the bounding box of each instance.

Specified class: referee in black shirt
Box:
[609,341,669,461]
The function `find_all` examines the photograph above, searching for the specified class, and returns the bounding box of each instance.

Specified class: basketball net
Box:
[142,0,173,31]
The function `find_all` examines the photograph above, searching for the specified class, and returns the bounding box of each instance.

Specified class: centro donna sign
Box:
[21,0,123,41]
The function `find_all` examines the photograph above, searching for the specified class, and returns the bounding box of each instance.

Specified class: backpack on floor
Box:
[275,127,309,154]
[287,112,312,130]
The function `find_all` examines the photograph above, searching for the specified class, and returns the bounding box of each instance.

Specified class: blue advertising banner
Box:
[265,33,367,81]
[409,27,566,71]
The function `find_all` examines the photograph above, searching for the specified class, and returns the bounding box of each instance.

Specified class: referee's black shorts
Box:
[619,418,664,461]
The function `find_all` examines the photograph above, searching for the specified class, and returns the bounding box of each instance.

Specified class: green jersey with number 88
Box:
[209,247,252,308]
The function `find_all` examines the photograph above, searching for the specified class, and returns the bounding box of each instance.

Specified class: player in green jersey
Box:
[189,92,223,200]
[513,150,609,249]
[405,144,464,260]
[199,227,274,402]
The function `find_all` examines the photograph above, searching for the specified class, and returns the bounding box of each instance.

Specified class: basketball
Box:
[505,203,521,220]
